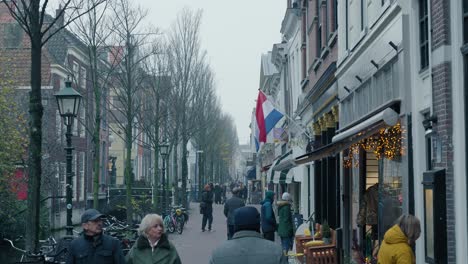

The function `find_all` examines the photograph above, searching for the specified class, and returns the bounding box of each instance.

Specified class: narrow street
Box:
[168,202,228,263]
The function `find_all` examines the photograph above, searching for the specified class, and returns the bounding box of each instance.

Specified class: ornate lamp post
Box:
[159,143,169,213]
[55,80,82,236]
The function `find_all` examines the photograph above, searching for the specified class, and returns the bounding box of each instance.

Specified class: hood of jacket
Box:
[262,191,275,204]
[136,233,171,250]
[383,225,408,245]
[276,200,290,208]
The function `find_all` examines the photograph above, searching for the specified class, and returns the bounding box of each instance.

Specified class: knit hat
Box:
[233,206,260,233]
[282,192,291,201]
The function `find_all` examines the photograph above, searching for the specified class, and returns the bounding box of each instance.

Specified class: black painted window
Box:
[464,0,468,44]
[419,0,429,70]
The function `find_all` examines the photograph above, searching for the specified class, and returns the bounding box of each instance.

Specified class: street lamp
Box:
[55,79,82,236]
[159,143,169,213]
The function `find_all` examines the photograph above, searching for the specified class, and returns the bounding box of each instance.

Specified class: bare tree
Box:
[137,41,171,212]
[0,0,105,252]
[70,0,113,209]
[167,8,204,207]
[106,0,157,223]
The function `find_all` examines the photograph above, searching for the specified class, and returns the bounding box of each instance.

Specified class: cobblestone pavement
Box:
[168,201,229,264]
[168,200,280,263]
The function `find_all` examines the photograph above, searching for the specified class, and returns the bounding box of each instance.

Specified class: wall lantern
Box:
[422,169,447,264]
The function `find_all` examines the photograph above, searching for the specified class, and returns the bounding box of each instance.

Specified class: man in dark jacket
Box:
[66,209,125,264]
[224,187,245,239]
[201,184,214,232]
[261,190,277,241]
[209,206,287,264]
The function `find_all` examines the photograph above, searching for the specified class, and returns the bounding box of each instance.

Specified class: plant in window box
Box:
[321,220,331,244]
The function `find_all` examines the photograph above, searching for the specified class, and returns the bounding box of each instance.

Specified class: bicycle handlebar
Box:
[4,238,68,261]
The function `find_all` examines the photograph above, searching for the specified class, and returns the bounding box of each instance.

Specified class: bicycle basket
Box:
[176,209,182,216]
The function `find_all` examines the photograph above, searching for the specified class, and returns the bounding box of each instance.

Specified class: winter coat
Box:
[277,201,294,238]
[125,234,181,264]
[224,194,245,225]
[209,230,288,264]
[201,190,214,215]
[66,233,125,264]
[261,191,277,233]
[377,225,415,264]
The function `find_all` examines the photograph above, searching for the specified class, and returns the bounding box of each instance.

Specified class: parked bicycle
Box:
[163,205,187,234]
[103,215,137,255]
[3,237,68,263]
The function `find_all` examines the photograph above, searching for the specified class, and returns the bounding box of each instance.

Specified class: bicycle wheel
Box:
[176,220,183,234]
[167,221,175,233]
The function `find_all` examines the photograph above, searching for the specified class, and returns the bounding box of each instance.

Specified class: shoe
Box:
[202,229,205,232]
[208,228,212,231]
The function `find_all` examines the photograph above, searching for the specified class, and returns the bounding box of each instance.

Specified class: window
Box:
[56,110,62,143]
[361,0,364,31]
[317,0,322,56]
[3,23,22,48]
[334,0,338,31]
[464,0,468,44]
[73,62,79,83]
[80,66,86,88]
[419,0,429,70]
[79,107,85,137]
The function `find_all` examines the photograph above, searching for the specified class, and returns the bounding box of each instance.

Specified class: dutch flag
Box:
[254,90,284,151]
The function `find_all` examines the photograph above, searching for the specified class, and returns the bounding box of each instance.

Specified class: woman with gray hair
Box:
[126,214,181,264]
[377,214,421,263]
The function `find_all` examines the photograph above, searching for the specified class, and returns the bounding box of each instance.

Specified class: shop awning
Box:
[295,107,399,165]
[269,151,292,183]
[246,166,256,180]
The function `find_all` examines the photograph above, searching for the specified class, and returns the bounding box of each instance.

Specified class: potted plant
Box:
[321,220,331,244]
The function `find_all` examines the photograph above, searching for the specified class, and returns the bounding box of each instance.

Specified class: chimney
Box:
[56,4,64,27]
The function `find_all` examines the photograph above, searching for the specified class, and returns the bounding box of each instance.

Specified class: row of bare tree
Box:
[1,0,238,252]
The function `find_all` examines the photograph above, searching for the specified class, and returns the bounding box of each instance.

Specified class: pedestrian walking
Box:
[214,184,222,204]
[277,192,294,255]
[377,214,421,264]
[125,214,181,264]
[66,209,125,264]
[223,187,245,240]
[201,184,214,232]
[261,190,277,242]
[221,185,227,204]
[209,206,288,264]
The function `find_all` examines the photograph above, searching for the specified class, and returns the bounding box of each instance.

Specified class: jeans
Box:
[227,224,235,240]
[281,237,294,252]
[202,212,213,230]
[263,231,275,242]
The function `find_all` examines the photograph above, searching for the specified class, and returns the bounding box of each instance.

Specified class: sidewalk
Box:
[168,202,228,263]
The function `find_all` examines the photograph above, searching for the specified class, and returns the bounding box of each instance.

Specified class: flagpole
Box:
[259,90,312,140]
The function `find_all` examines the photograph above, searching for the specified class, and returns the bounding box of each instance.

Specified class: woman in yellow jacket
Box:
[377,214,421,264]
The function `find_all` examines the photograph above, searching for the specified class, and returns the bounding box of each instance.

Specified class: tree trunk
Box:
[91,46,101,209]
[152,97,160,212]
[172,138,178,206]
[125,37,133,224]
[125,121,132,224]
[26,2,43,252]
[181,136,188,209]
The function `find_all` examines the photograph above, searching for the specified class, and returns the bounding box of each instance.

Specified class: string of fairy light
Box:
[344,123,406,168]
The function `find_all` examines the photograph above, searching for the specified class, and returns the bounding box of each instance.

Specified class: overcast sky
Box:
[137,0,285,145]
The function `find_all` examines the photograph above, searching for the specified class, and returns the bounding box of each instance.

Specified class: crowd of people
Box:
[65,188,421,264]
